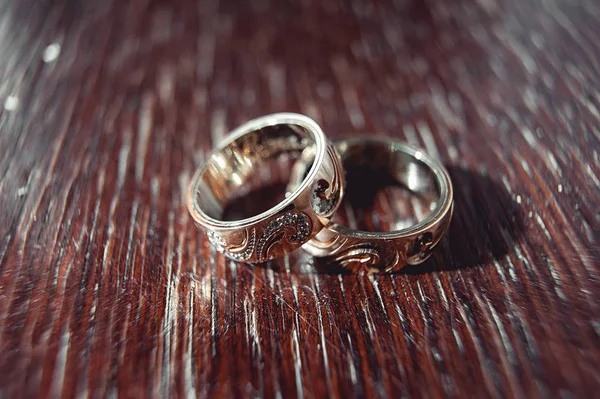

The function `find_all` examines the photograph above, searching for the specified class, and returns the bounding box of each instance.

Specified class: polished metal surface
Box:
[303,137,453,273]
[187,113,344,263]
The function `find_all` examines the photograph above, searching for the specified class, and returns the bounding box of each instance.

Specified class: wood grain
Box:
[0,0,599,397]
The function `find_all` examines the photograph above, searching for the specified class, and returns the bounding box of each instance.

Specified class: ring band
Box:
[187,113,344,263]
[302,137,453,273]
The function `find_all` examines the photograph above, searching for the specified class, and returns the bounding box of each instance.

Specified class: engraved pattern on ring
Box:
[255,212,312,261]
[207,228,256,261]
[328,242,400,273]
[311,145,344,217]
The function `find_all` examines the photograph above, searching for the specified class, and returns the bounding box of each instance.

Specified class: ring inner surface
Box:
[195,124,316,221]
[334,140,441,234]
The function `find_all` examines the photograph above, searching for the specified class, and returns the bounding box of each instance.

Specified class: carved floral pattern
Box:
[311,145,344,217]
[207,212,312,262]
[255,212,312,261]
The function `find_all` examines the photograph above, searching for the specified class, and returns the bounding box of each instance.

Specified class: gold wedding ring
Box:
[187,113,344,263]
[302,137,453,273]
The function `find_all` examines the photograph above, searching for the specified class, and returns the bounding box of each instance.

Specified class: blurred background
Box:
[0,0,599,397]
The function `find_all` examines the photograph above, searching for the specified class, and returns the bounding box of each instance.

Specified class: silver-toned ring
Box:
[187,113,345,263]
[302,137,453,273]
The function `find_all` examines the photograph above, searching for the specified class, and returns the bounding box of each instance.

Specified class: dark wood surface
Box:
[1,0,599,397]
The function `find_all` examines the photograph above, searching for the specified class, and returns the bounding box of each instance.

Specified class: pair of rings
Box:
[187,113,453,273]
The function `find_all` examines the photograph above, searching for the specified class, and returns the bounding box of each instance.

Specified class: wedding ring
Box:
[187,113,344,263]
[302,137,453,273]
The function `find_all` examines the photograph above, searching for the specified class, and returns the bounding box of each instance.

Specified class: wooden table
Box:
[1,0,598,397]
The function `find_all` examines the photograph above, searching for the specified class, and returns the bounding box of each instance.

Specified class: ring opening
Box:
[333,139,444,234]
[195,123,317,221]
